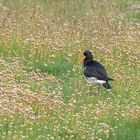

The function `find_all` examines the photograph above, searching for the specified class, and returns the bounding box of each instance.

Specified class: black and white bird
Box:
[79,50,113,93]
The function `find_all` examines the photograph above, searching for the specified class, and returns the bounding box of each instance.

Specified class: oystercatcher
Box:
[79,50,113,93]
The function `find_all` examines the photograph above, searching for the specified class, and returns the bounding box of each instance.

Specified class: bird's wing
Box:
[95,61,108,80]
[96,68,108,80]
[84,61,108,80]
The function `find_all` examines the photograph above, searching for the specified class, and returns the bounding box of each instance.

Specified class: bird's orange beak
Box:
[79,56,86,63]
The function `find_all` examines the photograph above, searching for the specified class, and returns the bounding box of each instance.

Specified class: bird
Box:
[79,50,113,94]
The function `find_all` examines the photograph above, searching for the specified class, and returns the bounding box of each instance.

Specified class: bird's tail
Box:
[103,81,111,89]
[108,77,114,81]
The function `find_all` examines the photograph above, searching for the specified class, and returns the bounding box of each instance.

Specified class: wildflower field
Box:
[0,0,140,139]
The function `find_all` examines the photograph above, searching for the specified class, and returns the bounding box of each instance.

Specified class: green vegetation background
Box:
[0,0,140,139]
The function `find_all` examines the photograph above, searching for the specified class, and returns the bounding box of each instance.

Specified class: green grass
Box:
[108,119,140,140]
[0,0,140,139]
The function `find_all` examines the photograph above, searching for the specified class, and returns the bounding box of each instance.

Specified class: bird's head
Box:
[83,50,93,58]
[79,50,93,62]
[79,50,93,66]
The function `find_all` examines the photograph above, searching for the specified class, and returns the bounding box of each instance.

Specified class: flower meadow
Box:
[0,0,140,140]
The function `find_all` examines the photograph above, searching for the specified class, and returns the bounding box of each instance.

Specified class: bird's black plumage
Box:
[82,50,113,89]
[84,61,112,81]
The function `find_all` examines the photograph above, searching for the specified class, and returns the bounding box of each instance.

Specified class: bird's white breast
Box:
[86,77,106,84]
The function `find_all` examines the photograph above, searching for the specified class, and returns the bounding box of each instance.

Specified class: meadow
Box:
[0,0,140,139]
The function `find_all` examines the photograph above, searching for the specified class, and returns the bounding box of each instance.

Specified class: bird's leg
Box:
[97,84,100,94]
[89,85,92,95]
[89,85,92,93]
